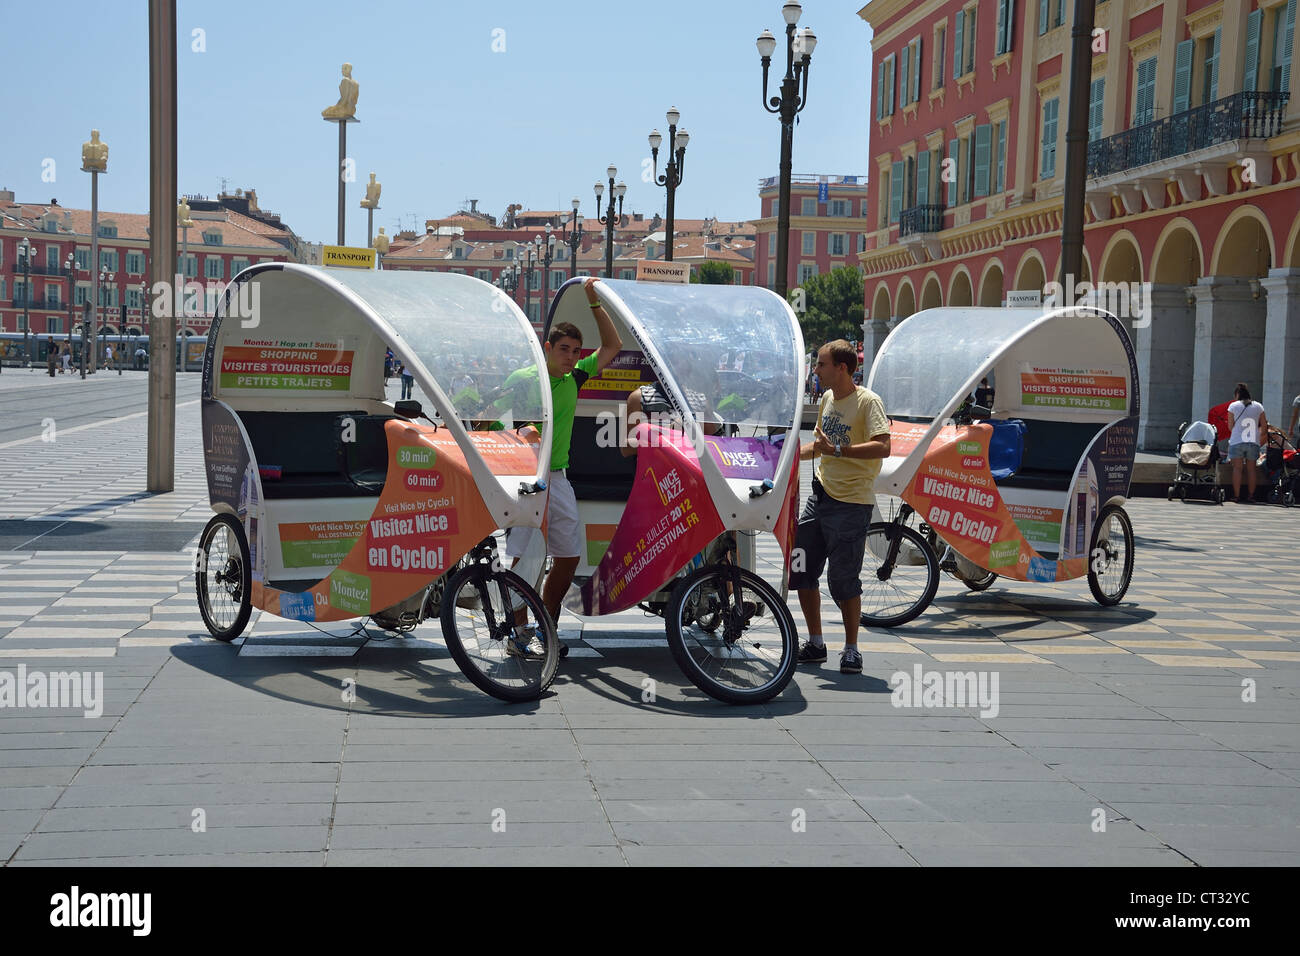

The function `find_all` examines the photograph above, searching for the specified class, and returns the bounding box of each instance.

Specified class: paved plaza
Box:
[1,371,1298,866]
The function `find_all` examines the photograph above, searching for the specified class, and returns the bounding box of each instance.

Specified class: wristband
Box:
[589,301,601,310]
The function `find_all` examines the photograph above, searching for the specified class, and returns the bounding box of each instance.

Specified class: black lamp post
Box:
[564,198,584,279]
[757,1,816,298]
[18,237,35,367]
[536,228,556,315]
[65,253,75,352]
[498,260,521,304]
[522,243,536,324]
[594,164,627,278]
[649,108,690,261]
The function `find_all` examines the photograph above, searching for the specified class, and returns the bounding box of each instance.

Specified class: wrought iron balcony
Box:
[1087,91,1289,180]
[11,295,42,307]
[10,262,71,277]
[899,204,945,237]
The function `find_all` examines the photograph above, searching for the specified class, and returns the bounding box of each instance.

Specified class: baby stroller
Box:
[1263,428,1300,507]
[1169,420,1226,504]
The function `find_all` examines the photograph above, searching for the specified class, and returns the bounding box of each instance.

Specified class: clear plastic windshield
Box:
[321,267,546,427]
[601,279,801,430]
[868,308,1045,419]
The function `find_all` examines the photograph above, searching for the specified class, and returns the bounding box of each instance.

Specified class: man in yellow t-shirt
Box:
[791,339,891,675]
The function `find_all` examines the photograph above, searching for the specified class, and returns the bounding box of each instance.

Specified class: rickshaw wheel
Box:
[1087,504,1135,607]
[440,565,559,703]
[195,513,252,642]
[859,522,940,628]
[958,569,999,592]
[666,566,797,705]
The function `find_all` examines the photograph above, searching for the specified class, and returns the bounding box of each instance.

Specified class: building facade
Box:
[0,191,290,347]
[860,0,1300,448]
[754,174,871,290]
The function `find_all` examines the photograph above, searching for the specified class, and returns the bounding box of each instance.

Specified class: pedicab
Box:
[857,305,1139,626]
[520,278,804,704]
[194,263,559,701]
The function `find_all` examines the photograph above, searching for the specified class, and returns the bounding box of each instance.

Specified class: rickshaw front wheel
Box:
[666,566,797,705]
[196,513,252,642]
[859,522,940,628]
[440,565,559,703]
[1087,504,1135,606]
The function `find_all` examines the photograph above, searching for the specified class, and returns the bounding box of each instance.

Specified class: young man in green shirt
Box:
[505,278,622,626]
[791,340,891,674]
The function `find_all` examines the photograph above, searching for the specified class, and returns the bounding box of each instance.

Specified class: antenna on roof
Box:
[219,176,229,194]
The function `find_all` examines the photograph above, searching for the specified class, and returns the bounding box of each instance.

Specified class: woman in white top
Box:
[1227,383,1269,504]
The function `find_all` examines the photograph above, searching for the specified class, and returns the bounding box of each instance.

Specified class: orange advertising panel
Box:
[902,424,1085,583]
[888,420,930,458]
[257,421,529,622]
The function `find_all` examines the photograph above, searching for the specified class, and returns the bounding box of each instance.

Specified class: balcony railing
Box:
[1087,90,1289,179]
[10,262,71,277]
[11,295,42,308]
[899,204,945,237]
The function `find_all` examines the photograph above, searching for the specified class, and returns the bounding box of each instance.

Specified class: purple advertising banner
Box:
[702,435,784,480]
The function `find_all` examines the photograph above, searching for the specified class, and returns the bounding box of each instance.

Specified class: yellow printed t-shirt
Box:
[815,386,890,505]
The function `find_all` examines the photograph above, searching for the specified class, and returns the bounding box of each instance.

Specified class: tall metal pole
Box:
[524,247,533,323]
[337,123,347,245]
[21,243,31,366]
[147,0,178,492]
[177,219,189,371]
[89,171,100,373]
[1059,0,1097,289]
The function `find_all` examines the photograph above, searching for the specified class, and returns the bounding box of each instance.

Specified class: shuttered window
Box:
[995,122,1007,193]
[996,0,1015,55]
[1278,0,1297,94]
[1245,9,1262,91]
[953,10,965,79]
[910,37,922,103]
[948,139,959,205]
[890,161,904,223]
[1088,77,1105,142]
[1202,29,1220,105]
[974,123,992,198]
[1136,57,1158,125]
[1038,0,1049,36]
[917,150,930,206]
[1041,97,1059,177]
[935,25,946,89]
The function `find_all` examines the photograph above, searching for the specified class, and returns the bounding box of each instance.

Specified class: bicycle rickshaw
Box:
[857,305,1139,626]
[517,278,804,704]
[195,264,559,701]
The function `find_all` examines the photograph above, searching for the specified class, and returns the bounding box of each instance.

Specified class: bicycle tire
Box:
[859,521,939,628]
[666,566,797,705]
[1087,504,1135,606]
[440,564,559,702]
[195,513,252,642]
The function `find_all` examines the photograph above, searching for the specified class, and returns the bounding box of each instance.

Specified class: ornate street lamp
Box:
[594,165,627,278]
[536,228,557,316]
[177,198,194,371]
[757,1,816,298]
[522,242,536,324]
[564,198,584,279]
[82,128,108,372]
[17,237,35,367]
[648,108,690,261]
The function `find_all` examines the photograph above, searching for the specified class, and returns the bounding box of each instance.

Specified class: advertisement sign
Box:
[1019,364,1127,412]
[576,425,724,616]
[702,434,783,480]
[256,423,537,622]
[577,349,656,400]
[220,338,355,392]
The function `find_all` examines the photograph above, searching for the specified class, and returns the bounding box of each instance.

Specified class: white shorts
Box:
[506,470,581,560]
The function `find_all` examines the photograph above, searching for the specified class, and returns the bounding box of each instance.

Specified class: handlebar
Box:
[749,478,775,498]
[519,479,548,495]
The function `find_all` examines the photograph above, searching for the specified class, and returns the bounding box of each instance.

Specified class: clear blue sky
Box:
[2,1,872,246]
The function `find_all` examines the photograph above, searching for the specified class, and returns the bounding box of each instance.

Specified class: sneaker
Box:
[839,646,863,674]
[504,627,546,660]
[797,640,827,665]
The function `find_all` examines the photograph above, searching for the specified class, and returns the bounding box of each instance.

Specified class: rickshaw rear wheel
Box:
[440,565,559,703]
[666,566,797,705]
[1087,504,1135,606]
[958,569,999,591]
[859,522,939,628]
[195,513,252,642]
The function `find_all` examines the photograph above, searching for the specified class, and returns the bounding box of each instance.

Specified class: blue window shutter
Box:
[890,161,904,223]
[948,139,959,205]
[1039,0,1049,36]
[917,150,930,206]
[1172,43,1192,115]
[1282,0,1296,93]
[901,45,910,106]
[954,10,965,79]
[876,63,883,119]
[995,122,1007,193]
[889,55,897,114]
[1245,10,1262,91]
[996,0,1006,55]
[913,37,922,102]
[974,124,992,197]
[1005,0,1015,54]
[1088,77,1105,141]
[1207,29,1220,102]
[1042,99,1058,177]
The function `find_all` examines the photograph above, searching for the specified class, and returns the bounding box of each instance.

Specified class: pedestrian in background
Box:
[60,343,71,374]
[46,339,57,377]
[1227,383,1268,503]
[399,362,414,400]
